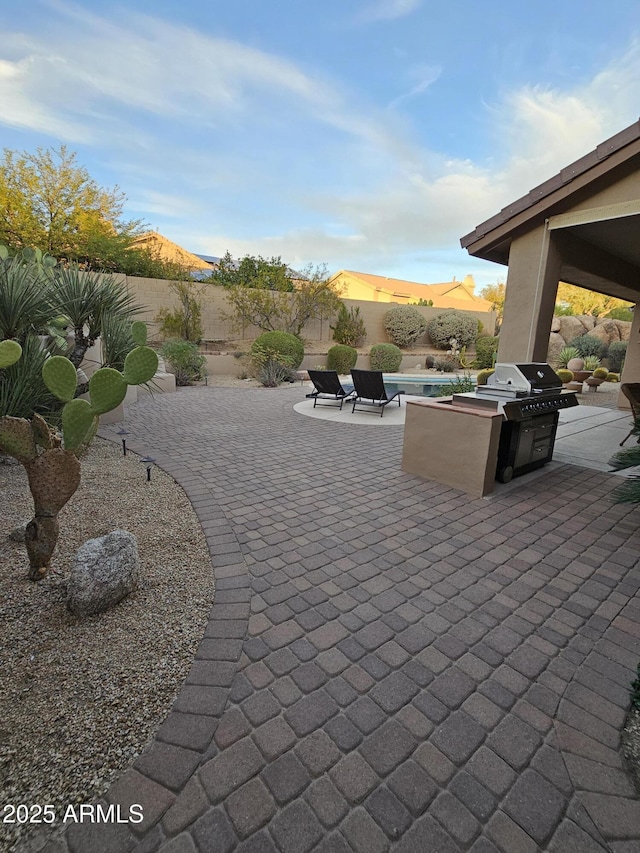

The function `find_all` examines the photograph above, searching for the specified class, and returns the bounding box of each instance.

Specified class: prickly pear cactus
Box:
[0,321,158,579]
[0,339,22,368]
[41,337,158,451]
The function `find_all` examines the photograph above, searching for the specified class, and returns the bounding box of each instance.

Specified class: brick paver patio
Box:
[45,386,640,852]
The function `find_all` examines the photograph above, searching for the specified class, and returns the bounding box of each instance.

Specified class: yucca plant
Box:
[0,253,54,342]
[101,312,137,371]
[50,264,141,367]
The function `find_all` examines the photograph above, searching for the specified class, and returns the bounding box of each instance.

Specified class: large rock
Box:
[67,530,139,617]
[547,333,567,366]
[556,316,589,344]
[614,319,632,342]
[590,320,621,347]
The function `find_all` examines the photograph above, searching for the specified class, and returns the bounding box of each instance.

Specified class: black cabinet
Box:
[496,412,559,483]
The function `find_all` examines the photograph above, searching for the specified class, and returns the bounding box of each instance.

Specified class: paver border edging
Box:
[54,435,251,852]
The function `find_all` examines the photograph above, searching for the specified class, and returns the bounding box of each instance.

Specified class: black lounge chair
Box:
[620,383,640,446]
[350,369,403,417]
[306,370,355,409]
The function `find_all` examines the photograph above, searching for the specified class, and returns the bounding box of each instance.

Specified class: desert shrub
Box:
[476,369,495,386]
[327,344,358,374]
[433,355,457,372]
[555,369,573,383]
[251,346,296,387]
[161,340,206,386]
[474,336,499,368]
[436,372,475,396]
[557,346,580,368]
[606,307,634,322]
[424,354,435,368]
[593,367,609,379]
[608,341,628,373]
[428,310,479,350]
[568,334,607,359]
[331,304,367,347]
[155,281,204,343]
[251,331,304,368]
[370,343,402,372]
[383,305,427,348]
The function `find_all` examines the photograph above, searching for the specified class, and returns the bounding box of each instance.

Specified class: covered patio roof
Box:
[461,120,640,304]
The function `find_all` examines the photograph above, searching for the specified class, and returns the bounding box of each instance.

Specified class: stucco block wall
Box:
[123,275,495,347]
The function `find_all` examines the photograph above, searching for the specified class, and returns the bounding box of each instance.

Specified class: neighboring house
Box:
[130,232,213,273]
[327,270,492,311]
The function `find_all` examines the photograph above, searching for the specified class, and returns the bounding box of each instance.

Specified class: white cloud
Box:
[1,4,639,283]
[388,64,442,109]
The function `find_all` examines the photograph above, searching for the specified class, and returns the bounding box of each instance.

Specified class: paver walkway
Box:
[47,386,640,852]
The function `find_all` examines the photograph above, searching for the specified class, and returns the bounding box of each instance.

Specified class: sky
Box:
[1,1,640,290]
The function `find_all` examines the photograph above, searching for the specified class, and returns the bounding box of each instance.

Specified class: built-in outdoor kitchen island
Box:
[402,363,578,496]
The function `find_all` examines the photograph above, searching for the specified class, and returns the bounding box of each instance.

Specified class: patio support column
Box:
[618,305,640,407]
[497,224,561,363]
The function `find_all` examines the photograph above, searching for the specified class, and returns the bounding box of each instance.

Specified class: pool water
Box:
[382,374,476,398]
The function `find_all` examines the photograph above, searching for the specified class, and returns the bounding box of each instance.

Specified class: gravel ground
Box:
[0,438,214,852]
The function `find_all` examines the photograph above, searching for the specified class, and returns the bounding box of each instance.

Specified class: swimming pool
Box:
[382,374,476,398]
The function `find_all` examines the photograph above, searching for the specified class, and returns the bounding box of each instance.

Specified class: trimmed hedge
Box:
[250,331,304,368]
[327,344,358,374]
[370,343,402,372]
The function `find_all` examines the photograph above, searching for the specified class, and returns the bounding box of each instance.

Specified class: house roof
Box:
[460,118,640,266]
[130,232,212,271]
[330,270,491,307]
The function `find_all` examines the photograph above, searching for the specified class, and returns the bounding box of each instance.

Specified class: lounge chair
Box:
[350,369,403,417]
[619,383,640,446]
[306,370,355,409]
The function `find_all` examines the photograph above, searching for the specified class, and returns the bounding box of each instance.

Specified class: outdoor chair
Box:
[619,383,640,446]
[350,369,403,417]
[306,370,355,410]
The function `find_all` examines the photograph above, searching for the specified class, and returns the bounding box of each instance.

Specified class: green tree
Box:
[0,145,144,265]
[223,263,341,337]
[555,283,632,317]
[209,252,294,291]
[480,282,506,321]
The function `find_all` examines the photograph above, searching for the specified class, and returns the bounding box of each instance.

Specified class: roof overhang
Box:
[460,120,640,301]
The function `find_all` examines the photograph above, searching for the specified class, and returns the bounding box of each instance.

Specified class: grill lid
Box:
[484,363,562,396]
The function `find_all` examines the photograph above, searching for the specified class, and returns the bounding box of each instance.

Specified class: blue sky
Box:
[1,1,639,289]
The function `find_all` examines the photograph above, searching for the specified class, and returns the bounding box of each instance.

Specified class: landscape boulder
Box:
[67,530,139,617]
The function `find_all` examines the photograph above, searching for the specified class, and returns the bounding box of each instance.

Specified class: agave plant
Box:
[583,355,601,371]
[557,346,580,368]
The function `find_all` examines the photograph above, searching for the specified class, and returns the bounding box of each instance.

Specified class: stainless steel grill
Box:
[451,363,578,482]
